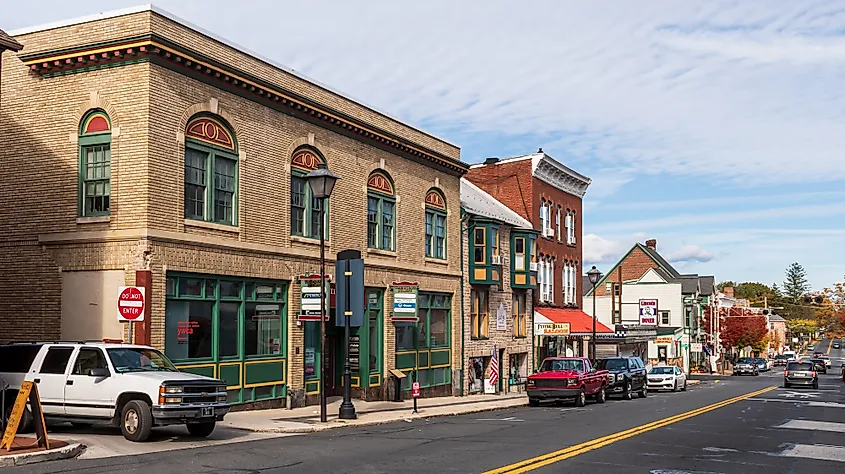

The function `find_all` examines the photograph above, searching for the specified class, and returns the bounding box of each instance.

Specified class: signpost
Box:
[639,299,658,326]
[117,286,145,344]
[1,382,49,451]
[391,282,419,323]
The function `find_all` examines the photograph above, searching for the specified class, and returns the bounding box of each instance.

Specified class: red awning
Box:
[535,308,614,335]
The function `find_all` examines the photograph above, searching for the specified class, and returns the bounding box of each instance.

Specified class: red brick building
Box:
[465,149,591,309]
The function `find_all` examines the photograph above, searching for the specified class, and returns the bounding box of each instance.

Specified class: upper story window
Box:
[492,227,500,262]
[660,311,670,325]
[537,255,555,303]
[78,110,112,217]
[183,115,238,226]
[513,290,527,338]
[565,210,577,245]
[513,237,526,271]
[473,227,486,264]
[562,261,577,305]
[425,189,447,259]
[367,170,395,251]
[539,199,554,238]
[290,148,329,239]
[470,287,489,339]
[556,205,562,242]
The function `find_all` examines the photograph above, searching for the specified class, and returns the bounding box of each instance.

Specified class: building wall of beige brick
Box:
[0,10,464,406]
[461,221,534,395]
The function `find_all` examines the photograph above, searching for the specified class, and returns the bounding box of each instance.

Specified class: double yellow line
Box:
[484,385,777,473]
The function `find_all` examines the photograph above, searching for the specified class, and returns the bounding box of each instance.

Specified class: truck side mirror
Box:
[88,368,110,377]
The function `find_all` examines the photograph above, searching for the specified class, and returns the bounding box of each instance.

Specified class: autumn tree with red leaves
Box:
[719,308,768,351]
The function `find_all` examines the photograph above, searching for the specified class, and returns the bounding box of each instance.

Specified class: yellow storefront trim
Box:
[243,359,287,389]
[218,361,243,390]
[175,363,217,378]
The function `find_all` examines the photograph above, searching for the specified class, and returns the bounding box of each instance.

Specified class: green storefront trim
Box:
[165,272,288,404]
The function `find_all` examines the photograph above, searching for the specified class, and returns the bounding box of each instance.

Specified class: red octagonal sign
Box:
[118,286,145,322]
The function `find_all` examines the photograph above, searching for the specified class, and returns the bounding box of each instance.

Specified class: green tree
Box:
[717,281,736,291]
[734,282,774,304]
[783,262,810,301]
[771,283,782,297]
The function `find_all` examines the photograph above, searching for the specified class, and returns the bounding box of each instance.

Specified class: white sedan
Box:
[646,365,687,392]
[821,356,832,368]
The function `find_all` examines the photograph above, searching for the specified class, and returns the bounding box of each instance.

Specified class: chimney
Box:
[538,147,543,153]
[723,287,734,298]
[645,239,657,250]
[484,157,500,165]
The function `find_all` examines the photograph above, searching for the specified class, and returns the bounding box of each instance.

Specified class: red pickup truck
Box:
[526,357,610,407]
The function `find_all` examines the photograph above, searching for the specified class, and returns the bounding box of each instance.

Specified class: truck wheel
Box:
[623,381,633,400]
[574,389,586,407]
[528,398,539,407]
[120,400,153,442]
[596,385,606,404]
[186,421,216,438]
[4,404,33,434]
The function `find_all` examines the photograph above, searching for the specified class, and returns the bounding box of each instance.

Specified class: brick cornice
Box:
[20,35,468,177]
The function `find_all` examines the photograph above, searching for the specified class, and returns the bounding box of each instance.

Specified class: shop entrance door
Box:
[326,333,340,396]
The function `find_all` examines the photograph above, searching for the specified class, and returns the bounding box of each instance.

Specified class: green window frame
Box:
[425,209,447,259]
[183,119,239,226]
[395,291,452,390]
[78,110,112,217]
[164,274,288,404]
[473,227,486,264]
[367,173,396,251]
[290,169,330,240]
[365,289,384,386]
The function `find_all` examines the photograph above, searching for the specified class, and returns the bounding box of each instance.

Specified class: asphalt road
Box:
[6,347,845,474]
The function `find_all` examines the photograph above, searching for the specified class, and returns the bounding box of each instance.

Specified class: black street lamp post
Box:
[305,162,339,423]
[587,265,603,361]
[338,256,357,419]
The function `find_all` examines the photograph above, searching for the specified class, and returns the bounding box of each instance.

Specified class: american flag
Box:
[489,345,499,387]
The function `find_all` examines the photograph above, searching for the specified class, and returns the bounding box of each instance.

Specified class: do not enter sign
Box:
[118,286,145,322]
[412,382,420,399]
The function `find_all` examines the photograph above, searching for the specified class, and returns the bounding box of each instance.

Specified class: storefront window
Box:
[218,302,240,358]
[395,292,452,390]
[245,302,282,356]
[180,278,203,297]
[429,309,448,347]
[395,323,416,351]
[304,322,318,379]
[165,300,213,360]
[220,280,242,298]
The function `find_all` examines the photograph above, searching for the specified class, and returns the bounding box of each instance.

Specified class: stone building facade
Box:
[460,179,537,395]
[1,6,467,407]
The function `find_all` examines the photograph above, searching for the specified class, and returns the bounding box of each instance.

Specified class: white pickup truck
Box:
[0,341,229,442]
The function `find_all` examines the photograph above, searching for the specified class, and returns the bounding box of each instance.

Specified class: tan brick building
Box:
[460,179,537,395]
[1,6,468,407]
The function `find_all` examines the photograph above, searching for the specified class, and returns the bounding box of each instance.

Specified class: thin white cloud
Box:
[665,245,714,263]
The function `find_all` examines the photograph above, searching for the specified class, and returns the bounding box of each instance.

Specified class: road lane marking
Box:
[483,386,777,474]
[776,419,845,433]
[827,339,833,355]
[747,398,845,408]
[780,444,845,462]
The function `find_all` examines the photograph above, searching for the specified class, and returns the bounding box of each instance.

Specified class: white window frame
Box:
[556,206,561,242]
[566,212,576,245]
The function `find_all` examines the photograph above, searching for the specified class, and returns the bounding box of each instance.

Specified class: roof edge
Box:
[8,3,459,151]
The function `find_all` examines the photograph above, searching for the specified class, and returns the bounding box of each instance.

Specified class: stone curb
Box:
[228,399,528,434]
[0,443,85,468]
[687,380,702,385]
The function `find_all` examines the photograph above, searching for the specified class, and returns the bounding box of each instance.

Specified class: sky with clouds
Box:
[5,0,844,290]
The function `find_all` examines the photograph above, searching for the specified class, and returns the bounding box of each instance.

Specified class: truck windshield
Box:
[597,359,627,371]
[541,359,585,372]
[107,348,178,373]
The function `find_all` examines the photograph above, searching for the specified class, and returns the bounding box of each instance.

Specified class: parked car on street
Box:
[833,341,840,349]
[0,341,229,442]
[646,365,687,392]
[754,358,770,372]
[784,360,818,389]
[596,357,647,400]
[526,357,610,407]
[733,358,759,376]
[773,355,789,366]
[808,358,827,374]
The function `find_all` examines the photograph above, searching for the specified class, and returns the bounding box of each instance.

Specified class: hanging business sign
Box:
[639,299,658,326]
[496,303,507,331]
[535,322,571,336]
[654,336,674,344]
[391,281,419,323]
[298,274,331,321]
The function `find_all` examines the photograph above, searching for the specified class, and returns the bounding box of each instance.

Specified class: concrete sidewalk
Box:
[221,393,528,433]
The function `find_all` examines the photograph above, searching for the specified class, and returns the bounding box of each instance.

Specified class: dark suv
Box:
[596,357,647,400]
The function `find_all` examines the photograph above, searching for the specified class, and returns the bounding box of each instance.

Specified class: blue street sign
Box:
[335,256,365,327]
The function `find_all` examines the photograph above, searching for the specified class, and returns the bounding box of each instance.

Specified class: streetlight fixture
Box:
[587,265,603,361]
[305,162,339,423]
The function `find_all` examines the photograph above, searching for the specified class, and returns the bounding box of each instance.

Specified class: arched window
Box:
[290,147,329,239]
[183,115,238,225]
[424,188,447,259]
[367,170,395,251]
[78,110,112,217]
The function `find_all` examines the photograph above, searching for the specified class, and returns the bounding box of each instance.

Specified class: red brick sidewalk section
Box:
[0,437,68,456]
